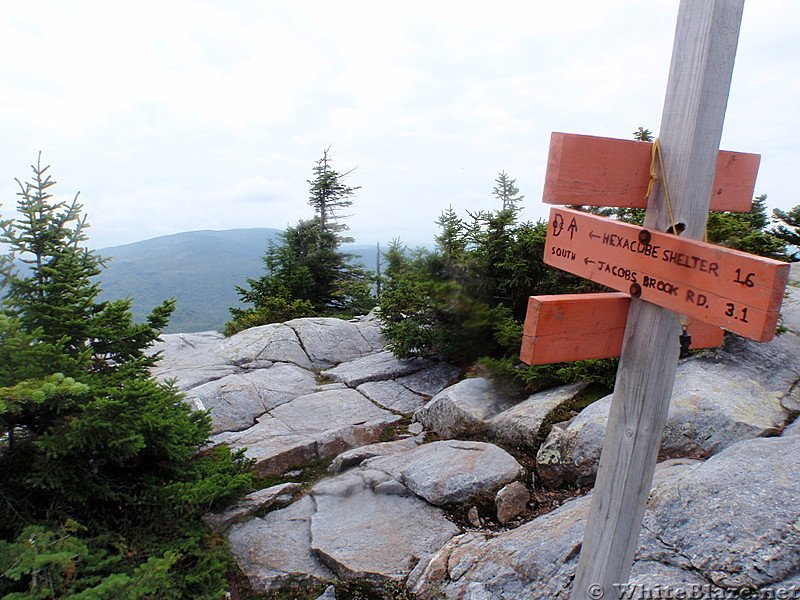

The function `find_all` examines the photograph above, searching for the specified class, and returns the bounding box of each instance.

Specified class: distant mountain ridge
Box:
[96,228,380,333]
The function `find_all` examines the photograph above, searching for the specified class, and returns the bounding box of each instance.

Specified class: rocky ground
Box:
[151,272,800,600]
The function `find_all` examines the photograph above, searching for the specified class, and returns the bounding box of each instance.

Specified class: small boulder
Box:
[467,507,483,528]
[414,377,518,438]
[495,482,530,525]
[488,382,587,450]
[536,394,611,487]
[367,440,524,506]
[408,422,424,435]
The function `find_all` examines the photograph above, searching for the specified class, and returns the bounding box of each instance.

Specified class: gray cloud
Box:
[0,0,796,251]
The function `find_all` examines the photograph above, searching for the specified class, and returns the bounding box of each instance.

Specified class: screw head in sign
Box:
[630,283,642,298]
[638,230,652,245]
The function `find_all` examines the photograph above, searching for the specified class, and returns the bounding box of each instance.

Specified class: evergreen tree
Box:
[771,205,800,260]
[307,147,360,238]
[633,126,654,142]
[492,171,524,213]
[434,206,468,279]
[227,151,372,334]
[379,193,592,363]
[0,157,253,599]
[706,194,790,261]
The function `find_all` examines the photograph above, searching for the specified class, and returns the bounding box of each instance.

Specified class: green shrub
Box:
[1,157,254,599]
[226,294,315,335]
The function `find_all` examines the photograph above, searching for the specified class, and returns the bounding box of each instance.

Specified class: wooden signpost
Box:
[516,2,789,599]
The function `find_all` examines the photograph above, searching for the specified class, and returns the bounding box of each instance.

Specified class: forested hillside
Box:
[96,229,381,333]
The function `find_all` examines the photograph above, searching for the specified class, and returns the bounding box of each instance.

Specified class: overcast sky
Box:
[1,0,797,250]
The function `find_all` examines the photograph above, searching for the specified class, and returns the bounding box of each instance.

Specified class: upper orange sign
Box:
[543,133,760,212]
[543,207,790,342]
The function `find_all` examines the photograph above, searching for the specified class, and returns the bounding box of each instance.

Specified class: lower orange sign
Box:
[520,293,725,365]
[544,207,790,342]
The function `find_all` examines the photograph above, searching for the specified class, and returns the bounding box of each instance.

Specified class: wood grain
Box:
[569,2,746,599]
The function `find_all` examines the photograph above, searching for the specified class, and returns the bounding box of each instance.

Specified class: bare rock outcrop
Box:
[210,389,403,476]
[415,437,800,598]
[147,288,800,598]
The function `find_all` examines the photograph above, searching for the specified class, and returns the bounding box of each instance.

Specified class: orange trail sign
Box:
[543,133,760,212]
[544,207,790,342]
[520,293,724,365]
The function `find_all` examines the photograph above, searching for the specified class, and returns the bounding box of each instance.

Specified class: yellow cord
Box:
[645,138,678,234]
[644,138,694,329]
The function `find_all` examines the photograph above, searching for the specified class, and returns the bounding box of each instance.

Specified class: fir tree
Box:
[227,150,372,333]
[0,157,253,599]
[492,171,524,213]
[771,205,800,260]
[633,126,654,142]
[307,147,360,238]
[435,206,468,279]
[706,194,790,261]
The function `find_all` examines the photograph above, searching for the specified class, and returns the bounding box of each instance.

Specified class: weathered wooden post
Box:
[570,2,746,598]
[521,3,791,595]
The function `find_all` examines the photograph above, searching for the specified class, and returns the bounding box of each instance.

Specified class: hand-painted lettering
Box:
[661,249,719,276]
[543,207,790,342]
[551,246,577,261]
[600,233,660,258]
[685,289,709,307]
[734,268,756,287]
[725,302,750,323]
[596,260,638,283]
[642,275,679,296]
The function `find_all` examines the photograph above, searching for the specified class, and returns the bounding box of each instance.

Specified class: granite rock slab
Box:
[321,350,432,387]
[218,322,313,370]
[227,496,335,592]
[311,486,460,583]
[366,440,524,506]
[210,389,403,475]
[285,317,382,369]
[188,363,318,433]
